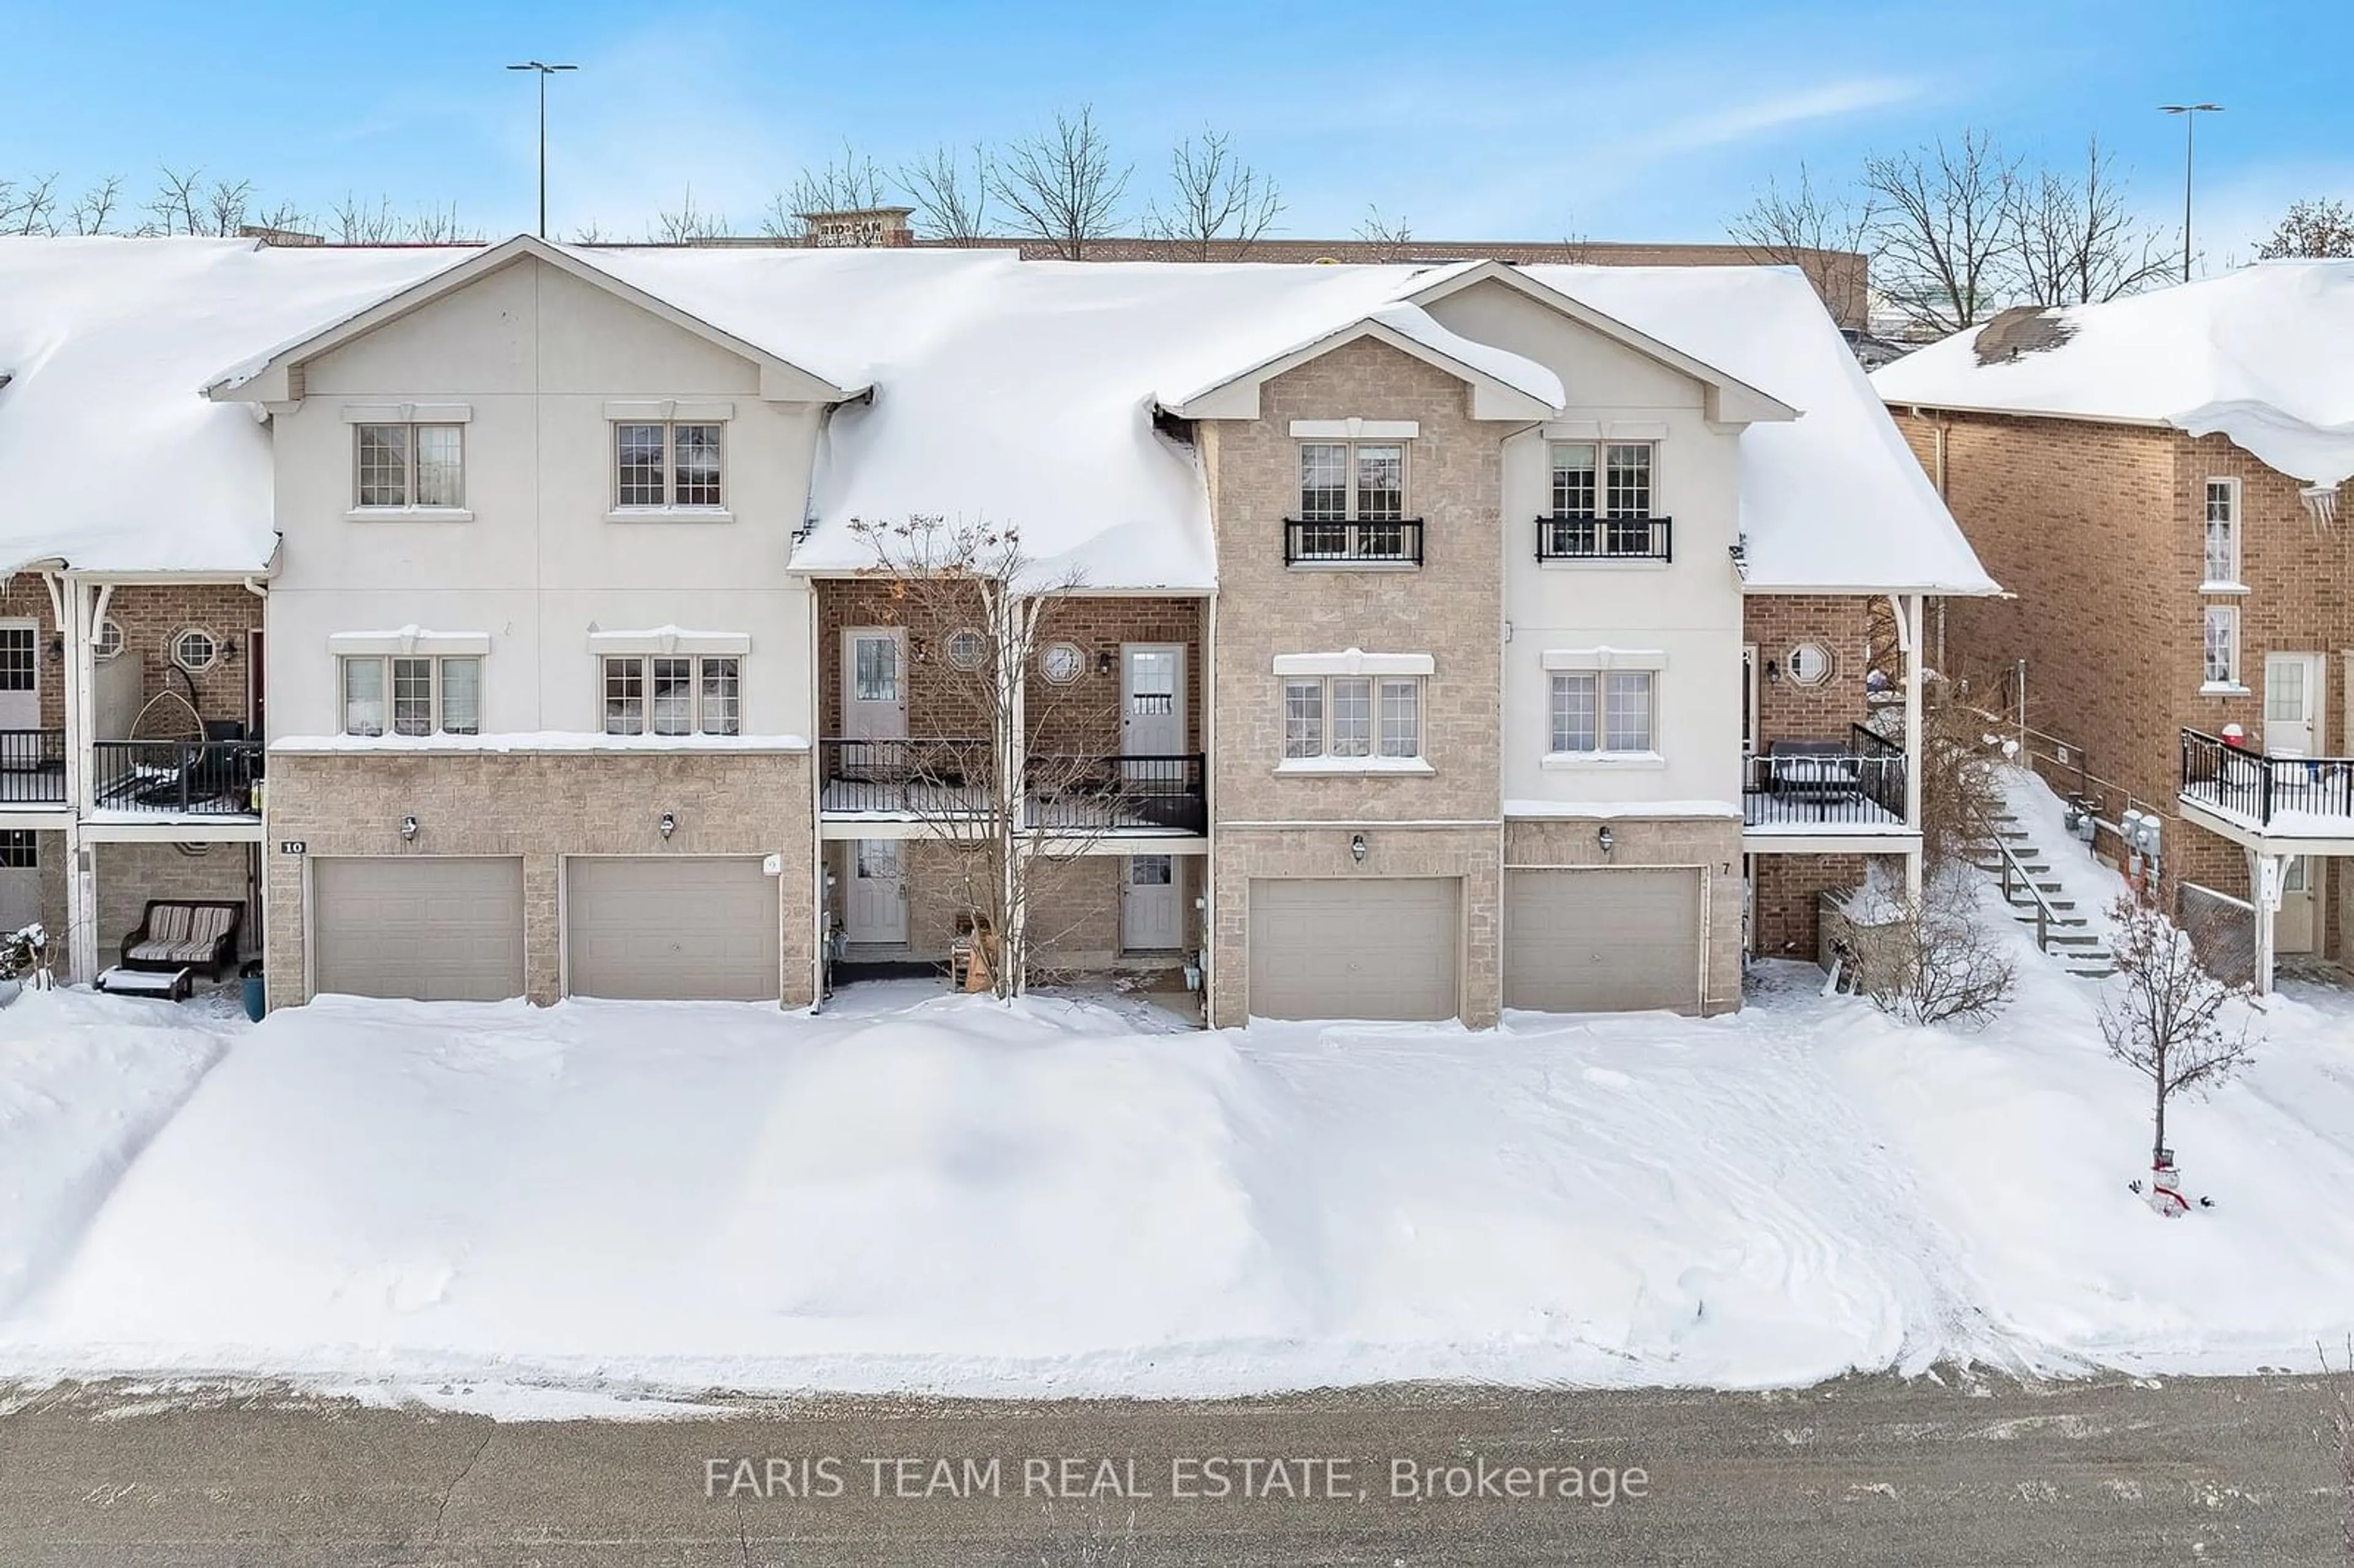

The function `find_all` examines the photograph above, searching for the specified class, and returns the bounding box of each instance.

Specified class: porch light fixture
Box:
[1349,832,1368,864]
[1765,660,1781,685]
[1095,649,1116,677]
[658,810,677,839]
[400,815,419,841]
[1598,824,1615,854]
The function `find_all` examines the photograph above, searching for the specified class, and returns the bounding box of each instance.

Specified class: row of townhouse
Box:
[0,233,1994,1024]
[1874,263,2354,994]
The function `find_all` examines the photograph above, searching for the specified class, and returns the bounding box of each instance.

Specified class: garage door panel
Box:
[1506,868,1699,1014]
[566,856,779,1001]
[313,857,525,1002]
[1248,877,1458,1021]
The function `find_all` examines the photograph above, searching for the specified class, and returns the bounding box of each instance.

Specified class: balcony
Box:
[0,728,67,805]
[2181,728,2354,834]
[1743,728,1909,831]
[818,739,1206,837]
[1283,517,1425,567]
[1536,514,1673,563]
[92,739,265,818]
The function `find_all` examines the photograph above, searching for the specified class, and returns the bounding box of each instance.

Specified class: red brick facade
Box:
[1743,594,1887,747]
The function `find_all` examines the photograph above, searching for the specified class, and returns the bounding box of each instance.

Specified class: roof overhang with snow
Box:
[1159,306,1565,422]
[204,234,867,408]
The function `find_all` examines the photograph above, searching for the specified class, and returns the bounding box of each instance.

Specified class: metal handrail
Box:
[1990,832,2068,956]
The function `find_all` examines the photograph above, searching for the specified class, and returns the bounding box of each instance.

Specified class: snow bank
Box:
[0,989,237,1314]
[1873,261,2354,489]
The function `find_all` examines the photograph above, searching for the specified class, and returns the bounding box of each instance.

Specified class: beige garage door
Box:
[1247,877,1459,1021]
[312,856,525,1002]
[1504,867,1700,1014]
[565,856,780,1001]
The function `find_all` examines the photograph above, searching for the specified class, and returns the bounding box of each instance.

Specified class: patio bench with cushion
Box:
[120,900,243,980]
[1764,739,1865,802]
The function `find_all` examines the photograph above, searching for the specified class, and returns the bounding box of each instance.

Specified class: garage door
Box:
[565,856,779,1001]
[1504,867,1700,1014]
[312,856,525,1002]
[1247,877,1458,1021]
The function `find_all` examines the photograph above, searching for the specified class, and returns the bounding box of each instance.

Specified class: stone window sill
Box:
[1273,756,1435,776]
[606,507,734,524]
[345,506,473,523]
[1542,750,1667,771]
[2198,582,2249,596]
[2198,682,2251,697]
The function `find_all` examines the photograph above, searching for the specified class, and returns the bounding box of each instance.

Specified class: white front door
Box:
[842,628,908,743]
[2264,652,2323,755]
[0,832,39,934]
[1121,645,1184,756]
[843,839,906,945]
[2277,855,2318,955]
[1122,854,1182,951]
[0,622,39,732]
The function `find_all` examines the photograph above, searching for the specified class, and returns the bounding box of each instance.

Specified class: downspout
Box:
[1892,590,1925,905]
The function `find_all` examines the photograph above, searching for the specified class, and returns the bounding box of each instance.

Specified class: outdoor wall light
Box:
[400,815,419,841]
[1095,649,1116,677]
[658,810,677,839]
[1765,660,1781,685]
[1350,832,1368,864]
[1598,824,1615,854]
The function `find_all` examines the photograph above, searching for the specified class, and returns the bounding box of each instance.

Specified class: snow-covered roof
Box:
[0,237,459,574]
[1871,261,2354,489]
[1529,264,1998,595]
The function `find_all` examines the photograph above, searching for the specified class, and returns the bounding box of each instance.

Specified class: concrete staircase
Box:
[1974,812,2117,978]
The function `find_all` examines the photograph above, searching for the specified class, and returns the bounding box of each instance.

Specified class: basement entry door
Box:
[1503,867,1701,1014]
[311,856,525,1002]
[565,856,780,1000]
[1246,877,1458,1021]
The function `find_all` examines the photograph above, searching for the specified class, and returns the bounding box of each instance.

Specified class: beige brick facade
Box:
[263,750,816,1009]
[1504,816,1746,1013]
[96,841,254,962]
[1892,407,2353,961]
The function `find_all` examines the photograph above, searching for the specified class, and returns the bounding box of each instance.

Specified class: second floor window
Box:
[1550,670,1655,754]
[604,654,741,736]
[1294,441,1407,560]
[356,423,463,508]
[615,422,725,509]
[1282,674,1420,759]
[1546,442,1658,557]
[342,655,481,737]
[2203,605,2238,688]
[2203,478,2239,587]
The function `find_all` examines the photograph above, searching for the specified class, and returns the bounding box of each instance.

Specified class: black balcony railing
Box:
[2181,728,2354,826]
[1536,514,1673,562]
[0,728,67,804]
[817,737,992,815]
[1283,517,1425,566]
[1027,753,1206,835]
[92,739,263,816]
[1743,731,1908,828]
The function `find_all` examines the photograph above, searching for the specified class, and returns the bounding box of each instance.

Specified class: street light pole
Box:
[507,60,578,238]
[2159,103,2223,283]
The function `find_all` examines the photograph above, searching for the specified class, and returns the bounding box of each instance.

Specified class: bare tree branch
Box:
[69,175,122,235]
[1352,204,1413,262]
[2100,892,2257,1171]
[762,141,891,241]
[1862,131,2022,335]
[2005,136,2174,305]
[991,106,1130,259]
[650,185,729,245]
[1727,162,1875,326]
[2257,197,2354,259]
[1,173,60,236]
[900,142,994,243]
[1143,128,1282,261]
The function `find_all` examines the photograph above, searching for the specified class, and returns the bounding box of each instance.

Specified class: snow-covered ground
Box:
[2,810,2351,1412]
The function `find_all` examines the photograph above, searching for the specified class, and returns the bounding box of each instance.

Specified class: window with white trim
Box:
[1550,670,1656,753]
[2203,478,2239,587]
[1294,441,1408,559]
[1545,441,1659,557]
[615,422,724,509]
[355,423,463,508]
[603,653,741,736]
[2202,604,2238,687]
[1281,674,1420,759]
[170,628,219,673]
[341,655,481,736]
[93,619,124,661]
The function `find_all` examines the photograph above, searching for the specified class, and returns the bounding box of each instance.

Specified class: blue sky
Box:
[5,0,2347,263]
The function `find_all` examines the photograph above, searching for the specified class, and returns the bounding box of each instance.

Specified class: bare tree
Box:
[650,186,729,245]
[992,106,1130,259]
[404,203,474,244]
[762,141,891,240]
[2099,892,2256,1171]
[68,175,122,235]
[332,193,402,244]
[2006,137,2173,306]
[569,221,611,245]
[1352,204,1414,262]
[845,516,1131,997]
[1863,131,2022,335]
[901,142,994,242]
[1,173,60,235]
[1728,163,1875,327]
[1143,128,1282,261]
[1851,867,2016,1027]
[2257,197,2354,259]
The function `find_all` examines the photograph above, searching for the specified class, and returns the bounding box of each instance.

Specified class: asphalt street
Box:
[0,1370,2343,1566]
